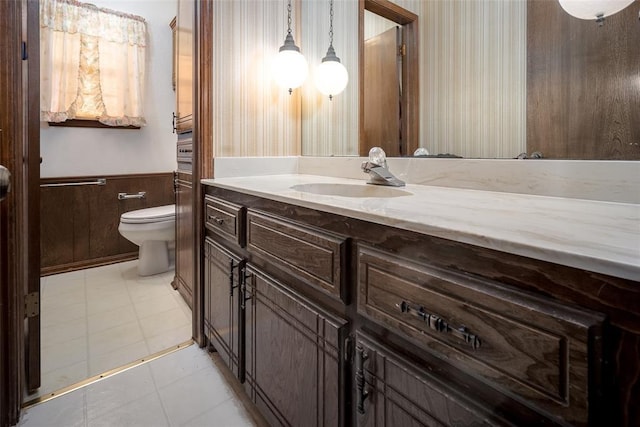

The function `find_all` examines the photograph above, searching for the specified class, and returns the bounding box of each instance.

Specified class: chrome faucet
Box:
[361,147,405,187]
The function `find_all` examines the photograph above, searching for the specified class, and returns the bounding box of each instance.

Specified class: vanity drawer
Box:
[357,244,605,426]
[247,210,347,303]
[204,195,245,247]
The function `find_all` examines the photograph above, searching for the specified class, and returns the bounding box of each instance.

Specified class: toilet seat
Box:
[120,204,175,224]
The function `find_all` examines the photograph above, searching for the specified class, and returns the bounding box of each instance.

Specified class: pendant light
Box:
[272,0,308,94]
[315,0,348,100]
[558,0,634,25]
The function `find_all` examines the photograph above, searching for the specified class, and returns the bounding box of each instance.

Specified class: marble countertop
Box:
[202,174,640,281]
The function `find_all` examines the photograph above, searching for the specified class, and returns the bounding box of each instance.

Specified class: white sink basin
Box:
[291,183,412,198]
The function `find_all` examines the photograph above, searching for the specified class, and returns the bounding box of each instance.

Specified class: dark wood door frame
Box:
[193,0,213,347]
[1,0,40,424]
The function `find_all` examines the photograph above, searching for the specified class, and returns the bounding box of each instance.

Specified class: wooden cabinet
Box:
[357,244,605,426]
[243,266,348,427]
[174,170,193,307]
[175,0,193,133]
[355,332,510,426]
[204,237,243,379]
[246,211,347,303]
[202,186,630,426]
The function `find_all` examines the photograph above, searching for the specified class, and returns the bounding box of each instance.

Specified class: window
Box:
[40,0,147,127]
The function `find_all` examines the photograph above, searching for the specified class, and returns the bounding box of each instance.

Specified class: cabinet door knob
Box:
[208,215,224,225]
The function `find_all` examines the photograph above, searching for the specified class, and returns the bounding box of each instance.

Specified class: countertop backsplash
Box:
[213,156,640,204]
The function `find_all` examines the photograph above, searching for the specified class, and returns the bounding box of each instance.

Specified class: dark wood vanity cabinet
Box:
[203,237,243,380]
[355,332,511,426]
[357,245,605,426]
[201,185,634,427]
[243,267,348,427]
[203,195,348,426]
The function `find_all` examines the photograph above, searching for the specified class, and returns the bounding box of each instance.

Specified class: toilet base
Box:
[138,240,170,276]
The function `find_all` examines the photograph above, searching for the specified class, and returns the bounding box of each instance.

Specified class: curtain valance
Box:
[40,0,147,127]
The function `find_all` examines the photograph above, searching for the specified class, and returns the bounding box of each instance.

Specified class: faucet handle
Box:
[368,147,388,168]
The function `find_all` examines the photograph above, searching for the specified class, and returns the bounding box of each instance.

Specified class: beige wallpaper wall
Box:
[300,0,359,157]
[421,0,526,158]
[213,0,301,157]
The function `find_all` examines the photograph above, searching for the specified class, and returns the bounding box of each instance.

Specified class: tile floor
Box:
[32,260,192,399]
[18,343,257,427]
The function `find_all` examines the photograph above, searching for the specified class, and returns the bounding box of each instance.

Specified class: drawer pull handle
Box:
[208,215,224,225]
[118,191,146,200]
[397,301,482,350]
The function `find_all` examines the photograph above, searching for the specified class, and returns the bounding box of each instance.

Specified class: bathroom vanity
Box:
[201,175,639,427]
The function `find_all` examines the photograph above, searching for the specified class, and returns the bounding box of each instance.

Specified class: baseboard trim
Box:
[41,252,138,276]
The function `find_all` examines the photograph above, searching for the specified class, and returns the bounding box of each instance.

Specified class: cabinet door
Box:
[355,332,510,427]
[204,237,243,380]
[244,266,348,427]
[175,0,193,133]
[174,171,193,307]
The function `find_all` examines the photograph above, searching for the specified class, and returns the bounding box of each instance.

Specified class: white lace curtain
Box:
[40,0,147,126]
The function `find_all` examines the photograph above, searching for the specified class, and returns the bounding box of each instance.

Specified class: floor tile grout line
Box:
[123,268,155,357]
[145,346,175,427]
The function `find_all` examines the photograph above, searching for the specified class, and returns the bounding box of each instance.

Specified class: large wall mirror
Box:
[301,0,640,160]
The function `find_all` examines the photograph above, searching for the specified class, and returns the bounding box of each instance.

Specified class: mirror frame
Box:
[359,0,419,157]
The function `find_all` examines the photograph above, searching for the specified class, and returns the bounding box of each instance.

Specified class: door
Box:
[1,0,40,424]
[243,266,348,427]
[363,27,402,157]
[175,0,194,133]
[203,238,243,380]
[174,170,194,308]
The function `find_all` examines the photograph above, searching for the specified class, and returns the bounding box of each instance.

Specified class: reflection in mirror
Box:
[302,0,639,160]
[360,0,418,157]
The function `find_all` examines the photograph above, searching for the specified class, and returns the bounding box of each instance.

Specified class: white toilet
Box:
[118,204,176,276]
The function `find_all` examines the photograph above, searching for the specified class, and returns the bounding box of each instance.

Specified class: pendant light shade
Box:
[558,0,634,23]
[316,46,349,99]
[273,0,308,93]
[315,0,348,100]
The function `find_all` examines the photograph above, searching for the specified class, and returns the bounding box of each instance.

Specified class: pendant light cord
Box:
[328,0,334,48]
[287,0,293,35]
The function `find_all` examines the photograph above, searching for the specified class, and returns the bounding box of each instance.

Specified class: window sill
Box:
[47,119,140,130]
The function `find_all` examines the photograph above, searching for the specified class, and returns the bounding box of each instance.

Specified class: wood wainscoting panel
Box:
[40,172,175,275]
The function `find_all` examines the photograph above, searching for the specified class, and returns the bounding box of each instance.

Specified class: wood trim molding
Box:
[25,0,42,395]
[0,0,27,424]
[40,171,174,184]
[47,120,140,129]
[192,0,214,347]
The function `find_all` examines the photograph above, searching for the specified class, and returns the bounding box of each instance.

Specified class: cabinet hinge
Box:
[399,44,406,57]
[25,292,39,318]
[21,41,28,60]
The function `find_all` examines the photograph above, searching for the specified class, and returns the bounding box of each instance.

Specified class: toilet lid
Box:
[121,204,176,224]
